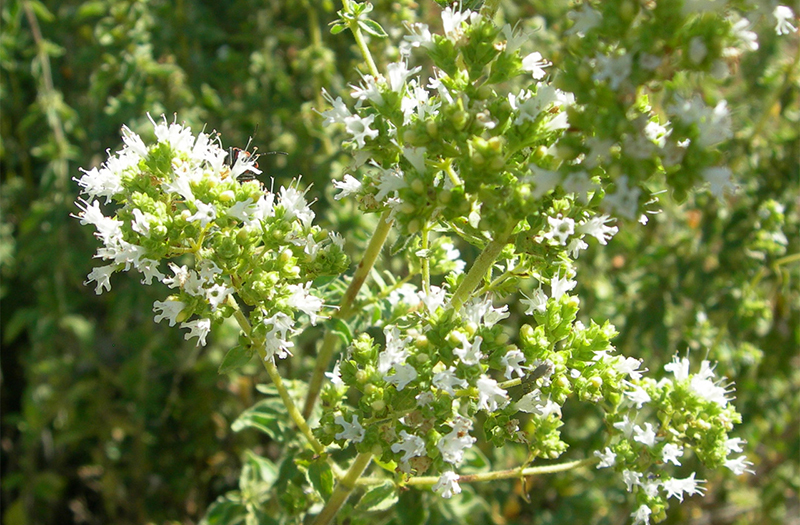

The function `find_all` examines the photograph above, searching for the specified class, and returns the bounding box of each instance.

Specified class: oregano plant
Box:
[72,1,797,524]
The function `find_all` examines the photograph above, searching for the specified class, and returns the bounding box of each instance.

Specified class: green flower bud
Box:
[451,110,468,131]
[426,120,438,139]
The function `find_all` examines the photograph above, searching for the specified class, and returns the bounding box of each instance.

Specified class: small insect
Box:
[509,362,555,403]
[223,135,287,182]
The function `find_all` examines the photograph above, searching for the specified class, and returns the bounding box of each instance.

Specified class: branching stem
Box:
[303,210,393,418]
[312,452,374,525]
[228,297,325,455]
[356,457,597,487]
[449,225,516,311]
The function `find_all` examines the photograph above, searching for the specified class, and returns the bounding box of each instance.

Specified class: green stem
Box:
[356,457,596,487]
[229,297,325,454]
[421,223,430,295]
[312,452,373,525]
[348,16,379,77]
[303,210,393,418]
[449,226,515,311]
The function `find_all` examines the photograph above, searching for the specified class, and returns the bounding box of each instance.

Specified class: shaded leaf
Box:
[307,460,334,500]
[355,482,398,512]
[219,344,253,374]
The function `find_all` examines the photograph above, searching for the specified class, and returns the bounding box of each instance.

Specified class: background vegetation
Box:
[1,0,797,524]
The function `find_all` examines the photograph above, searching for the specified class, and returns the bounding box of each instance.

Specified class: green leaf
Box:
[354,482,398,512]
[371,456,398,474]
[329,318,353,345]
[242,450,279,491]
[330,22,347,35]
[201,494,247,525]
[396,490,429,525]
[359,19,388,38]
[231,399,289,440]
[307,460,334,499]
[219,344,253,374]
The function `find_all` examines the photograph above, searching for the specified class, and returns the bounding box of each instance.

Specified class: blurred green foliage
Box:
[1,0,797,524]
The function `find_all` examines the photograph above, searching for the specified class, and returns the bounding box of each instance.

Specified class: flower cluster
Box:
[74,116,348,357]
[594,354,750,523]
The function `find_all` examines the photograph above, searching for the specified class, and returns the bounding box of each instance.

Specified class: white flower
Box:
[633,422,659,448]
[521,288,548,315]
[386,61,421,93]
[187,200,217,227]
[658,443,683,466]
[521,52,551,80]
[286,282,324,325]
[577,215,619,245]
[433,471,461,499]
[461,295,508,328]
[320,89,352,126]
[774,6,798,35]
[229,150,262,181]
[418,285,447,314]
[262,312,295,361]
[350,73,383,105]
[74,166,123,203]
[326,361,344,386]
[725,17,758,57]
[85,264,117,294]
[661,472,706,502]
[437,417,476,465]
[334,414,365,442]
[690,360,732,407]
[604,175,641,220]
[120,125,149,159]
[252,193,276,222]
[702,166,734,198]
[623,382,651,409]
[441,5,472,38]
[476,375,509,412]
[343,113,379,148]
[508,90,541,125]
[543,215,575,245]
[453,334,484,366]
[613,414,636,438]
[181,318,211,347]
[613,356,645,380]
[724,437,745,454]
[664,355,691,381]
[416,391,434,406]
[391,430,426,463]
[73,199,122,242]
[551,271,577,300]
[501,349,528,379]
[566,5,601,36]
[153,299,186,327]
[375,166,407,201]
[403,22,433,50]
[631,504,652,525]
[593,52,632,90]
[622,469,642,492]
[384,362,418,391]
[227,198,256,223]
[594,447,616,468]
[136,258,165,285]
[379,326,412,374]
[689,36,708,64]
[725,455,754,475]
[206,283,233,311]
[279,185,315,228]
[433,367,468,396]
